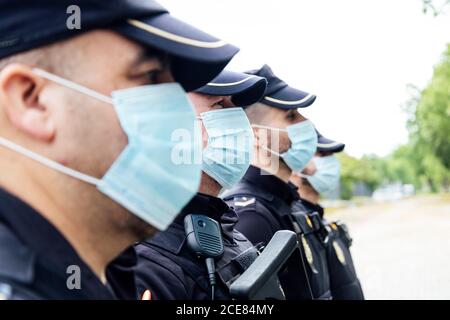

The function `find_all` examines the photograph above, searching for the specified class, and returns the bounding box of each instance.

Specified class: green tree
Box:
[337,153,384,200]
[386,144,422,188]
[335,44,450,199]
[414,44,450,169]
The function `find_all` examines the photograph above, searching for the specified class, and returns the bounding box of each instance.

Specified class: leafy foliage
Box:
[338,44,450,198]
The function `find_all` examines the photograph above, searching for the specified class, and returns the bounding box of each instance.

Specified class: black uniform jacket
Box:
[299,198,364,300]
[223,166,332,300]
[133,193,257,300]
[0,188,116,299]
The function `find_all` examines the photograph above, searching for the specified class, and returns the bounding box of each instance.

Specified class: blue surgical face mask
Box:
[199,107,253,189]
[0,68,202,231]
[303,155,341,194]
[253,119,318,172]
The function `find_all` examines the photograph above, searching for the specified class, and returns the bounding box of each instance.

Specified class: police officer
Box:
[0,0,238,299]
[222,64,334,299]
[132,70,268,300]
[290,131,365,300]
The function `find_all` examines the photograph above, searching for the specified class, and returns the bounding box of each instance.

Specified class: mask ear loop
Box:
[251,124,287,157]
[0,68,113,186]
[195,115,205,140]
[251,124,287,132]
[0,137,101,185]
[32,68,113,105]
[259,145,281,157]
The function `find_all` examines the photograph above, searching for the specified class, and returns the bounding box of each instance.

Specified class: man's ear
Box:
[0,63,55,142]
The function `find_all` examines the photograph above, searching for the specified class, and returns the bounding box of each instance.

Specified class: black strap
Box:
[334,221,353,248]
[291,203,329,244]
[216,246,259,288]
[309,212,329,244]
[233,246,259,271]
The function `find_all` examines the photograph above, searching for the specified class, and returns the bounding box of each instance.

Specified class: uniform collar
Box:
[287,182,325,217]
[175,192,231,224]
[174,193,237,244]
[242,166,300,205]
[0,187,115,299]
[148,193,239,256]
[106,247,138,300]
[298,197,324,218]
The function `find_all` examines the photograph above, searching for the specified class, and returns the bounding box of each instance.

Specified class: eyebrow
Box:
[131,47,170,69]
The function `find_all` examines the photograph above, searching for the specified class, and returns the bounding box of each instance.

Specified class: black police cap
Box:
[0,0,239,91]
[195,70,267,107]
[246,64,316,110]
[316,130,345,154]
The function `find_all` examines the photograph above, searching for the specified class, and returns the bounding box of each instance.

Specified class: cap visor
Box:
[196,71,267,106]
[114,13,239,91]
[262,86,316,109]
[317,135,345,153]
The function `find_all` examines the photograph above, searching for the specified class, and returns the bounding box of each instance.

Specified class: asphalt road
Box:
[329,194,450,300]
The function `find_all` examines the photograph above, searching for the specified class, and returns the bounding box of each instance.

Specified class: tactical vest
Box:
[224,184,331,300]
[140,222,260,300]
[324,220,364,300]
[290,200,331,299]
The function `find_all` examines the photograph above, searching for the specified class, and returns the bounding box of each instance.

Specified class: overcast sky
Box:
[162,0,450,158]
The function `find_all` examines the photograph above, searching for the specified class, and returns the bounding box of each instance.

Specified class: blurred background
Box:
[162,0,450,299]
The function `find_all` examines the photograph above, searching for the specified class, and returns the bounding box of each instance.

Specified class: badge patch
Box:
[301,235,318,274]
[305,215,313,229]
[234,197,255,207]
[333,240,346,265]
[141,289,152,300]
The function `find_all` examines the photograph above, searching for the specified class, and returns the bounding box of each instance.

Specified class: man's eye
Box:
[213,99,225,108]
[146,70,161,84]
